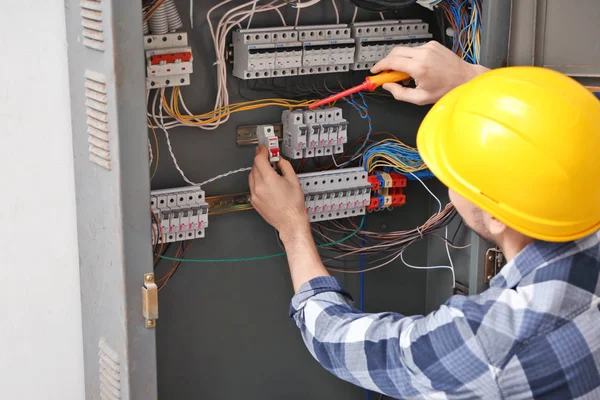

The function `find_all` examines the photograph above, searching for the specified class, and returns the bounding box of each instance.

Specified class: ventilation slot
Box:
[81,0,105,51]
[99,339,121,400]
[85,70,111,170]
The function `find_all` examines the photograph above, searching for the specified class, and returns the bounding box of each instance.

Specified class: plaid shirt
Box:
[290,230,600,399]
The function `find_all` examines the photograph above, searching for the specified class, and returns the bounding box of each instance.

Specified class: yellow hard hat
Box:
[417,66,600,242]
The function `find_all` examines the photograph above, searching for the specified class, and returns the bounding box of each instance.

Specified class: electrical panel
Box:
[367,171,407,211]
[144,32,193,89]
[281,107,348,160]
[256,125,280,163]
[350,20,433,70]
[150,186,208,244]
[231,24,355,80]
[298,167,371,222]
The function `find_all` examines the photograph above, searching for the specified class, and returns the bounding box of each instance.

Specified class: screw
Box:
[147,38,152,43]
[147,320,155,328]
[180,78,185,84]
[145,274,152,281]
[380,223,387,230]
[487,275,493,280]
[488,255,493,260]
[177,35,182,40]
[165,79,170,85]
[162,36,167,42]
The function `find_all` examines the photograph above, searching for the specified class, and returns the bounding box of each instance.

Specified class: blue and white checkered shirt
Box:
[290,230,600,399]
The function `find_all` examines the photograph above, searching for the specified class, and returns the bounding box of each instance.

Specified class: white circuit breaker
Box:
[350,20,433,70]
[298,167,371,222]
[256,125,280,163]
[150,186,209,244]
[144,32,193,89]
[232,24,356,79]
[281,107,348,160]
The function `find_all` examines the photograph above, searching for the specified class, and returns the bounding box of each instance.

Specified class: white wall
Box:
[0,3,85,400]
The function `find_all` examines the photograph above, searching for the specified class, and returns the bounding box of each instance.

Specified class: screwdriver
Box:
[308,70,410,110]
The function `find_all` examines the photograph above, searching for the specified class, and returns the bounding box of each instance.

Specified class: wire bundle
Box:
[312,203,457,274]
[362,138,434,180]
[439,0,481,64]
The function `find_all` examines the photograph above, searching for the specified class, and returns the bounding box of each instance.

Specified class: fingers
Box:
[381,83,431,106]
[371,56,424,78]
[277,158,298,181]
[248,169,255,193]
[253,145,276,178]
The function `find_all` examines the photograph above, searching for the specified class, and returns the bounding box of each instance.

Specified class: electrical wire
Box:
[157,215,366,263]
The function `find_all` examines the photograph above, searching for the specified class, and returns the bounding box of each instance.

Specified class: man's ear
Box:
[488,215,507,236]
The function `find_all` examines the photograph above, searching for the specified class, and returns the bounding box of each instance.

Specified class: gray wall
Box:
[152,2,451,399]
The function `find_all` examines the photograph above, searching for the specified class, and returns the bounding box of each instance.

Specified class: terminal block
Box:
[350,20,432,71]
[257,125,280,163]
[144,32,193,89]
[298,167,371,222]
[150,186,209,244]
[281,107,348,160]
[366,171,407,211]
[232,24,355,79]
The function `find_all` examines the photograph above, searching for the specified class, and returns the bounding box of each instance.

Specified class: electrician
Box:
[249,41,600,399]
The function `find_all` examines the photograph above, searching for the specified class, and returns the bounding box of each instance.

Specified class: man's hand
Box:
[249,146,310,243]
[371,41,489,105]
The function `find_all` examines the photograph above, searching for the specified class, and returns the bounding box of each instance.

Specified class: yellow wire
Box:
[148,117,159,180]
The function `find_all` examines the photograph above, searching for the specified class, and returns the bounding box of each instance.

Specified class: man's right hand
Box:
[371,41,489,106]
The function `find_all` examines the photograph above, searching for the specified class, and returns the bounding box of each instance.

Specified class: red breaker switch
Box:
[257,125,280,163]
[150,51,193,65]
[368,175,381,191]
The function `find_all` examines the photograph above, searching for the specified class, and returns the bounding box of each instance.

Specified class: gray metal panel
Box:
[152,2,440,398]
[64,0,157,399]
[509,0,600,83]
[480,0,512,68]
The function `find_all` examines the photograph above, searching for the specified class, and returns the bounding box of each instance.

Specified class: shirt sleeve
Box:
[289,276,501,399]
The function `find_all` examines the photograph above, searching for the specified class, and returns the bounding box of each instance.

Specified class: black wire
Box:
[450,218,463,245]
[379,393,386,400]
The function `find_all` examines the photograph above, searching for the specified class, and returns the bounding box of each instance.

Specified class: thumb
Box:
[382,83,430,106]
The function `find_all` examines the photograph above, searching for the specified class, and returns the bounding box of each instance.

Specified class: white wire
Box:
[158,90,197,185]
[400,252,456,287]
[405,172,455,287]
[445,225,455,284]
[379,12,385,20]
[148,137,153,167]
[295,0,301,25]
[407,172,442,215]
[351,6,358,23]
[195,167,253,187]
[246,0,259,29]
[294,0,321,8]
[331,0,339,24]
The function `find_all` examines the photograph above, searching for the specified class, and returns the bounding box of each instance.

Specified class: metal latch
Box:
[142,273,158,328]
[484,248,506,284]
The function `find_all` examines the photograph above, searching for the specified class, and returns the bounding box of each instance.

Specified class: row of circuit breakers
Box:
[151,169,407,244]
[142,19,432,88]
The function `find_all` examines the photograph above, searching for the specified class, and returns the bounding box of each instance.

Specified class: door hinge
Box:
[484,247,506,284]
[142,273,158,328]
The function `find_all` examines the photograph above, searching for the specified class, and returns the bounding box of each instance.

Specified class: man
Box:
[248,41,600,399]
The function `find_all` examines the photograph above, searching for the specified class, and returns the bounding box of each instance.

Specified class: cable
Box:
[195,167,253,187]
[331,0,340,24]
[157,215,365,263]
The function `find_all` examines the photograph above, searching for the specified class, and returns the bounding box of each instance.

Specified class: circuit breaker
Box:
[151,186,208,244]
[257,125,280,163]
[350,19,432,70]
[232,24,356,79]
[144,32,193,89]
[298,167,371,222]
[281,107,348,159]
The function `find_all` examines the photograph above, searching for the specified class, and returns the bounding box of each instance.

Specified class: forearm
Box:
[280,220,329,292]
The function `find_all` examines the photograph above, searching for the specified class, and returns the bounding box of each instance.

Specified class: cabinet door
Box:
[64,0,157,398]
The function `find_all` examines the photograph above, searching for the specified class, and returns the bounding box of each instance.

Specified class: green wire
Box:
[157,215,365,263]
